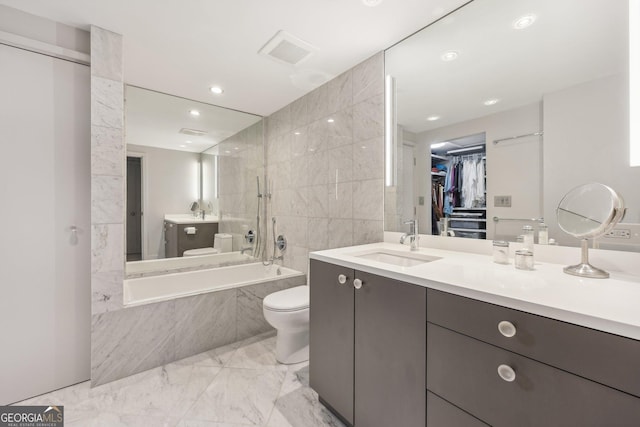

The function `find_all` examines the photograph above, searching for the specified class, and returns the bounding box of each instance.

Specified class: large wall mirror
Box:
[385,0,639,251]
[125,86,263,274]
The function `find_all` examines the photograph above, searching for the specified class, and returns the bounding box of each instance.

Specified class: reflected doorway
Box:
[127,156,143,261]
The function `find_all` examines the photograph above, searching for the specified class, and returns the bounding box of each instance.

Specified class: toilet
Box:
[183,233,233,257]
[263,285,310,364]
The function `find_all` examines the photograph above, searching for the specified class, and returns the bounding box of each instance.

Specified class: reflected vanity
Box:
[384,0,639,252]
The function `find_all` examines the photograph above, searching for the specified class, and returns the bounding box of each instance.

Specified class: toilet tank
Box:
[213,233,233,253]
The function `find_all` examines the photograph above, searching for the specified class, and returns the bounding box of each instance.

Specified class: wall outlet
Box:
[604,228,631,239]
[494,195,512,207]
[418,196,425,206]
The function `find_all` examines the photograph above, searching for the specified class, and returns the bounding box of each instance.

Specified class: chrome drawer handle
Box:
[498,321,517,338]
[497,364,516,382]
[338,274,347,284]
[353,278,363,289]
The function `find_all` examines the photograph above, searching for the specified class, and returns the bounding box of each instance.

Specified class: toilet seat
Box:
[263,285,309,312]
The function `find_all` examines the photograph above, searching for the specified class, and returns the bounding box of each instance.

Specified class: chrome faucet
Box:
[400,219,420,251]
[240,246,254,255]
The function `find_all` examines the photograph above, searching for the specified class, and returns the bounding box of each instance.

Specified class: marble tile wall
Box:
[90,26,125,315]
[91,274,305,386]
[265,53,385,275]
[217,120,264,251]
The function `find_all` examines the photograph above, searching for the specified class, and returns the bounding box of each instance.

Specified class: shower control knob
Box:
[353,278,363,290]
[338,274,347,284]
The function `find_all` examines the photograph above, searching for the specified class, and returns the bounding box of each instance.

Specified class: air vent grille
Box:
[179,128,208,136]
[259,30,316,66]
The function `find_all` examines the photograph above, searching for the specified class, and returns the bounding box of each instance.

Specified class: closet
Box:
[430,144,486,239]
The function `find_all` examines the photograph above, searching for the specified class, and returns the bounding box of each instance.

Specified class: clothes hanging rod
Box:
[493,216,544,223]
[493,131,543,145]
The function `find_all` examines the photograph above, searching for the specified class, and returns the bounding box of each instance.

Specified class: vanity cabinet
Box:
[164,220,218,257]
[309,259,426,427]
[427,289,640,426]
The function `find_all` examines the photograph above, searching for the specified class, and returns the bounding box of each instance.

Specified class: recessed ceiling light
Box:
[513,14,537,30]
[427,115,441,121]
[234,147,239,150]
[440,51,459,62]
[327,118,335,123]
[185,140,192,144]
[224,150,231,154]
[294,131,301,135]
[362,0,383,6]
[179,144,187,148]
[431,142,446,149]
[210,86,224,95]
[484,98,500,106]
[189,109,200,116]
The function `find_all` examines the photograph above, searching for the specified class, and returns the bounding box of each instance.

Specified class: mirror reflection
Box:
[384,0,639,251]
[124,86,263,273]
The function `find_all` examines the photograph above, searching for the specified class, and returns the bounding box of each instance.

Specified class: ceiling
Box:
[0,0,469,117]
[125,86,262,153]
[386,0,628,134]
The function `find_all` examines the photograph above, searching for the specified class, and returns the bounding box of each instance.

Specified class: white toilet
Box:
[183,233,233,257]
[263,285,310,364]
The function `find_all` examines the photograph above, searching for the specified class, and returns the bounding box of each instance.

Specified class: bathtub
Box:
[124,262,305,307]
[125,251,254,278]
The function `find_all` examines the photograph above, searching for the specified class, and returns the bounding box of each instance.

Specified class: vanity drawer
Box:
[427,288,640,398]
[427,323,640,427]
[427,391,488,427]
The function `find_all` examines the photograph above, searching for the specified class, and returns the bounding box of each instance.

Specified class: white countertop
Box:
[164,214,219,224]
[310,242,640,340]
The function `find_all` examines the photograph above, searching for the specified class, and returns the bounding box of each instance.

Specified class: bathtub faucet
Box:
[240,246,253,255]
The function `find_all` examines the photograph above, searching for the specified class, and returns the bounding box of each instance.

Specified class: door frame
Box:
[126,151,147,260]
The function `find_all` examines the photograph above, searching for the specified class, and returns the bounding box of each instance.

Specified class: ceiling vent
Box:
[258,30,316,66]
[179,128,208,136]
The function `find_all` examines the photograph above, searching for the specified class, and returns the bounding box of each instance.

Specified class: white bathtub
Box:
[126,251,254,278]
[124,262,305,307]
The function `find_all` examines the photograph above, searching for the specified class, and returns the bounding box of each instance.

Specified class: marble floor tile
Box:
[184,367,285,425]
[15,333,342,427]
[266,363,345,427]
[225,332,284,371]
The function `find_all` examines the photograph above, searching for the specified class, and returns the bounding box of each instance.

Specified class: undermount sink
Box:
[353,249,441,267]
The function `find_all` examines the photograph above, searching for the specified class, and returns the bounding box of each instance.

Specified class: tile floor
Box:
[17,331,345,427]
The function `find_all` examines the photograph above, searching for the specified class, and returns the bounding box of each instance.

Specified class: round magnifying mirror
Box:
[557,183,625,278]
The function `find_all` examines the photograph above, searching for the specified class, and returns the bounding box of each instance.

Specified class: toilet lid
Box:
[263,285,309,312]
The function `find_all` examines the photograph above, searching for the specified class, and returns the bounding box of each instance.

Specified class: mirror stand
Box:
[563,239,609,279]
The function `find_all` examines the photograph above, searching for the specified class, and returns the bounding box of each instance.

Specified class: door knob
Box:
[338,274,347,284]
[130,211,136,216]
[353,278,363,289]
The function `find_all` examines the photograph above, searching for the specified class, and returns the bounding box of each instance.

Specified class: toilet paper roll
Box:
[185,226,197,235]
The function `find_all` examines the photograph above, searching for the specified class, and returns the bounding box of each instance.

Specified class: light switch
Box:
[494,195,512,207]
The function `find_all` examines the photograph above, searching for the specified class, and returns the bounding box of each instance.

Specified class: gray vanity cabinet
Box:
[309,260,354,425]
[164,221,219,257]
[309,259,426,427]
[427,289,640,426]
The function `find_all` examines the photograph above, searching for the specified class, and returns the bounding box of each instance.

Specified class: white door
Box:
[0,44,90,404]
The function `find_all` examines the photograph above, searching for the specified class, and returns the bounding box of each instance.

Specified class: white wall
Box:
[413,102,543,240]
[543,73,638,248]
[127,144,201,259]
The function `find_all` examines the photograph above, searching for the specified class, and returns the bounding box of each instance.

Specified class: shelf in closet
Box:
[450,228,487,233]
[431,171,447,177]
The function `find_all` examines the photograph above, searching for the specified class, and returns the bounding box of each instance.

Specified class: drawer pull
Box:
[497,364,516,382]
[498,321,517,338]
[354,278,363,289]
[338,274,347,284]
